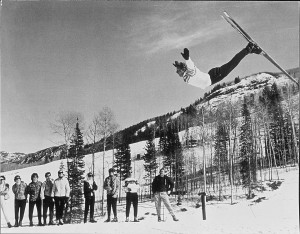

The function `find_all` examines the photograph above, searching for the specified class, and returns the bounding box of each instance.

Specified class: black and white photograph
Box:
[1,1,299,233]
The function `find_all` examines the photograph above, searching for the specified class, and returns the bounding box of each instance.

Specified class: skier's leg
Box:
[90,196,95,220]
[19,199,26,223]
[160,193,175,216]
[14,200,19,225]
[208,48,248,85]
[54,197,59,221]
[84,197,89,222]
[28,201,35,225]
[208,43,261,85]
[154,193,161,218]
[125,193,130,218]
[49,198,54,223]
[133,193,138,218]
[107,195,112,219]
[36,199,42,224]
[112,197,117,218]
[0,196,10,223]
[43,198,48,224]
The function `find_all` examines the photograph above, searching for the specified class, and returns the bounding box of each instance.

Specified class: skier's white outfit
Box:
[182,58,211,89]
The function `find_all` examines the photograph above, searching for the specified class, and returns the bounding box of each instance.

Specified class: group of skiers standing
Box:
[0,170,70,228]
[1,167,179,228]
[103,167,179,223]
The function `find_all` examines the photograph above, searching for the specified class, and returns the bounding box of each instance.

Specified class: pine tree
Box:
[114,141,131,200]
[143,129,158,197]
[160,123,184,192]
[67,120,85,223]
[239,98,255,198]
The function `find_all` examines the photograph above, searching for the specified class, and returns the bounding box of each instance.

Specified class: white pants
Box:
[154,192,174,217]
[0,195,10,223]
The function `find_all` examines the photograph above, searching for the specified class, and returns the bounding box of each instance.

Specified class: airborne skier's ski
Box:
[222,11,299,87]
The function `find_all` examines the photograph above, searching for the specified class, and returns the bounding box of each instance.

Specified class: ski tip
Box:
[223,11,229,17]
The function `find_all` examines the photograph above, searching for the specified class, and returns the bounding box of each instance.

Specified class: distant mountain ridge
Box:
[1,67,299,171]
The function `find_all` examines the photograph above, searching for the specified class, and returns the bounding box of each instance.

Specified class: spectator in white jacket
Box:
[51,170,70,225]
[0,175,12,228]
[124,176,140,222]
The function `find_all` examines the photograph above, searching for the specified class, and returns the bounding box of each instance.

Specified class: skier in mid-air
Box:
[173,42,262,89]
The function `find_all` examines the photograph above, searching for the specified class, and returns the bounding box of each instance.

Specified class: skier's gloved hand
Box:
[181,48,189,60]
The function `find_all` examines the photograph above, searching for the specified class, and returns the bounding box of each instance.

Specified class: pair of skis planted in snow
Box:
[221,11,299,87]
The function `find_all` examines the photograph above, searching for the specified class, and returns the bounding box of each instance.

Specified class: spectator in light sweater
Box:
[41,172,55,225]
[26,173,43,226]
[124,174,140,222]
[12,175,27,227]
[51,170,70,225]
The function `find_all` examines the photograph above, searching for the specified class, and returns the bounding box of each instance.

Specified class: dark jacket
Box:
[152,175,174,194]
[26,181,42,202]
[83,180,98,198]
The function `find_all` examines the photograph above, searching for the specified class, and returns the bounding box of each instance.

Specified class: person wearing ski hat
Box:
[0,175,12,228]
[12,175,27,227]
[51,170,70,225]
[103,168,119,222]
[152,168,179,222]
[124,173,140,222]
[26,173,43,226]
[173,42,262,89]
[41,172,55,225]
[83,172,98,223]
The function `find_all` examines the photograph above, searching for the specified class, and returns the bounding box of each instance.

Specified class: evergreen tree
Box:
[214,122,229,174]
[143,129,158,197]
[67,120,85,223]
[160,123,184,192]
[113,141,131,182]
[239,98,255,198]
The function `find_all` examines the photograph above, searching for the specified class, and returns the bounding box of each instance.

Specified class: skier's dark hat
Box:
[0,175,6,180]
[87,172,93,177]
[108,168,115,173]
[58,170,64,174]
[45,172,51,177]
[14,175,21,181]
[31,173,38,180]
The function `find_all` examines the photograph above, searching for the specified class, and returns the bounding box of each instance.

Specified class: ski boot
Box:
[246,42,262,54]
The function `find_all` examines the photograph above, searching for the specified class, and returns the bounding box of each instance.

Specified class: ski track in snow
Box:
[1,166,299,234]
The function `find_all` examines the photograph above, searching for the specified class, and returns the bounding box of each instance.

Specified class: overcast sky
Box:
[1,1,299,153]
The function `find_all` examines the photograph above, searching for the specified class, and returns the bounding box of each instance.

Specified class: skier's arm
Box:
[40,182,45,200]
[51,181,55,197]
[111,178,119,196]
[65,179,70,197]
[167,176,174,192]
[184,58,211,89]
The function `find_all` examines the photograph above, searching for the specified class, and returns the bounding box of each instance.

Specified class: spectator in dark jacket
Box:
[41,172,55,225]
[103,168,119,222]
[83,172,98,223]
[26,173,43,226]
[12,175,27,227]
[152,168,179,222]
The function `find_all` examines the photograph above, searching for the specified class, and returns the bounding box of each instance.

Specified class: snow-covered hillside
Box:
[1,166,298,234]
